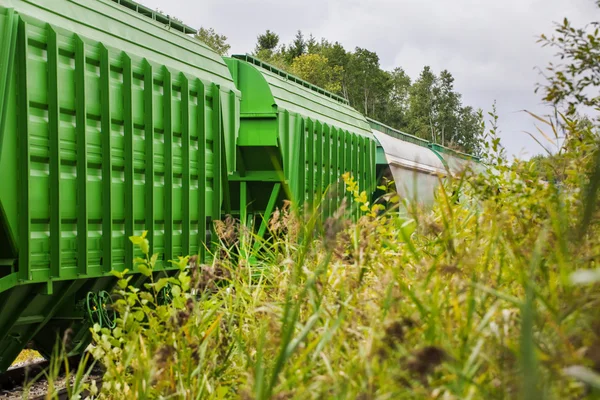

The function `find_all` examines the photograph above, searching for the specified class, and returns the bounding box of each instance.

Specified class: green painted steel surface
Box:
[0,0,239,371]
[232,55,372,137]
[224,55,376,220]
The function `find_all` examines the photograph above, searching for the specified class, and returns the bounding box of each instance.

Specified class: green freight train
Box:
[0,0,479,372]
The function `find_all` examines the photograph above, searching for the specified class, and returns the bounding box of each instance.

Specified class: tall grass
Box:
[31,107,596,399]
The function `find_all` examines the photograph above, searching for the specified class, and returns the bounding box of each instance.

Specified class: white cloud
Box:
[138,0,598,159]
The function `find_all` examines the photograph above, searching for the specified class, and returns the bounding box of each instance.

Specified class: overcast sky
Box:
[139,0,598,159]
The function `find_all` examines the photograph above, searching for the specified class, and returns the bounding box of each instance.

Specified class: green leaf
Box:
[134,310,145,321]
[138,264,152,277]
[112,327,123,339]
[110,270,124,279]
[179,273,191,292]
[129,235,144,246]
[140,239,150,255]
[171,285,182,299]
[153,277,170,293]
[173,295,185,309]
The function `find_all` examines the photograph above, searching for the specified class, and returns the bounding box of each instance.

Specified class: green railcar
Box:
[223,55,377,231]
[0,0,239,372]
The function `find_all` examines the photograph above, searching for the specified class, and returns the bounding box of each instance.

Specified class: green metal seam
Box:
[337,128,343,204]
[351,134,356,182]
[228,90,237,174]
[340,130,346,176]
[122,52,134,270]
[220,94,231,214]
[99,44,113,273]
[331,127,339,208]
[295,117,305,203]
[358,136,363,192]
[211,84,221,224]
[240,113,277,119]
[340,130,346,208]
[228,171,283,182]
[221,143,231,214]
[0,7,18,157]
[16,18,30,281]
[306,119,314,206]
[196,78,206,261]
[353,134,359,218]
[371,141,376,188]
[283,110,290,177]
[143,60,155,255]
[365,138,371,194]
[163,66,173,263]
[315,121,323,200]
[181,73,191,257]
[345,132,352,206]
[360,136,366,194]
[366,140,371,191]
[75,35,89,276]
[323,124,331,217]
[47,25,62,278]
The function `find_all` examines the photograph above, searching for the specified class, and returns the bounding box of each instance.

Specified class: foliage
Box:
[26,4,600,399]
[345,47,390,117]
[407,67,484,154]
[285,30,307,63]
[254,29,280,60]
[536,1,600,119]
[42,105,600,399]
[247,31,483,153]
[381,67,412,129]
[290,53,344,93]
[194,27,231,56]
[255,30,280,53]
[406,66,438,141]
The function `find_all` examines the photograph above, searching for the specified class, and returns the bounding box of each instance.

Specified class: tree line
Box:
[196,27,484,155]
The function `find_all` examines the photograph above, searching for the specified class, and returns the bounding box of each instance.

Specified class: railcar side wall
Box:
[0,0,240,372]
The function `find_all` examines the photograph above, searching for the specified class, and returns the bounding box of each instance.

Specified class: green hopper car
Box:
[0,0,239,372]
[223,55,376,230]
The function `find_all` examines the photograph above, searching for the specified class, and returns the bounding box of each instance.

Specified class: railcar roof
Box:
[373,130,446,175]
[1,0,237,89]
[227,54,373,137]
